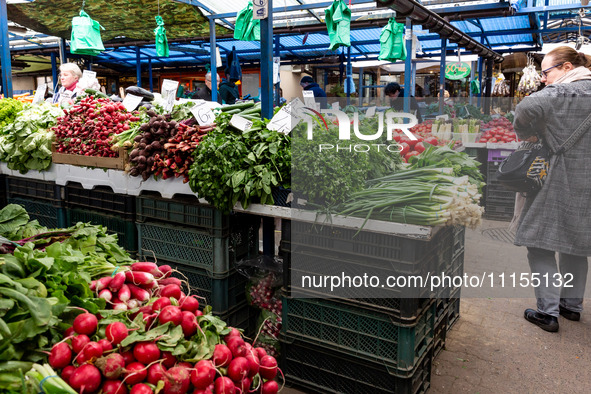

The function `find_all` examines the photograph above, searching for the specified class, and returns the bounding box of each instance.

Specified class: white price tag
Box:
[302,90,315,108]
[83,70,97,79]
[230,115,254,131]
[61,90,74,100]
[191,101,216,125]
[161,79,179,112]
[331,102,340,111]
[122,94,143,112]
[267,102,302,135]
[32,84,47,105]
[436,114,449,121]
[366,106,376,117]
[273,57,281,85]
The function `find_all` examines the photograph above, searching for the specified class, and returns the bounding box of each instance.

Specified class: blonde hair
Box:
[59,63,83,80]
[546,46,591,69]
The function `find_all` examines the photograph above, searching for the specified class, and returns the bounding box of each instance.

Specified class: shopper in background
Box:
[219,69,240,105]
[385,82,423,123]
[193,72,221,103]
[52,63,83,105]
[514,46,591,332]
[300,76,327,108]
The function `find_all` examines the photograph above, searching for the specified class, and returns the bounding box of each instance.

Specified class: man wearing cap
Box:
[300,76,327,108]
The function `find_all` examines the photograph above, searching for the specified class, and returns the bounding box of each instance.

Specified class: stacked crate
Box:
[279,221,464,393]
[135,193,260,332]
[484,149,516,221]
[65,183,137,254]
[5,176,66,228]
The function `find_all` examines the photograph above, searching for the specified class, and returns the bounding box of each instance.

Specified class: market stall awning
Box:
[7,0,228,41]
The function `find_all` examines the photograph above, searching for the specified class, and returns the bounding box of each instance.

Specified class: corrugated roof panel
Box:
[486,34,534,45]
[478,15,532,31]
[356,44,381,53]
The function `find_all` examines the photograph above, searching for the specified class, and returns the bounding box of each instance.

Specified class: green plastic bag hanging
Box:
[470,79,481,95]
[154,16,169,57]
[325,0,351,51]
[378,18,406,62]
[234,1,260,41]
[70,10,105,56]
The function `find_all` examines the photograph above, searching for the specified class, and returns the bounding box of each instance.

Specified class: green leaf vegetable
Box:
[188,113,291,213]
[0,99,25,130]
[0,103,63,173]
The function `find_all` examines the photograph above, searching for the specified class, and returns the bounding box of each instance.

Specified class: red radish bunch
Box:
[248,274,283,357]
[90,263,173,311]
[52,96,140,157]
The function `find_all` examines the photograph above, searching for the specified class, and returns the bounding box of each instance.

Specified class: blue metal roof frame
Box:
[84,12,543,70]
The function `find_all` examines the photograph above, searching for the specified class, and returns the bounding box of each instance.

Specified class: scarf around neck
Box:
[552,66,591,84]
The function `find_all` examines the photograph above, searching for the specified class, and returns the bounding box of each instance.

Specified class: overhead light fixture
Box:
[575,8,589,50]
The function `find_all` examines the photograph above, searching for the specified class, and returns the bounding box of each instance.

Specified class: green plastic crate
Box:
[6,176,64,204]
[214,301,254,334]
[137,216,259,277]
[162,260,247,313]
[8,197,66,229]
[281,339,432,394]
[136,194,231,236]
[67,208,137,252]
[282,297,435,372]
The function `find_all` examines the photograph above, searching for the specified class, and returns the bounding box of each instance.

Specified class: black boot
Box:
[524,309,559,332]
[559,305,581,321]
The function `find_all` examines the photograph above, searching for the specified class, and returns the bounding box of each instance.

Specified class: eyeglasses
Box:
[540,62,564,78]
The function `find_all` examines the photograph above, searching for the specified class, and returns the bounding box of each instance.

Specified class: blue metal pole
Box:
[260,0,274,257]
[274,35,280,106]
[60,38,67,64]
[324,70,328,92]
[260,0,273,120]
[403,18,412,114]
[439,39,447,115]
[148,58,153,92]
[0,0,13,98]
[87,59,93,71]
[51,52,58,92]
[209,17,217,102]
[359,67,364,105]
[346,46,351,106]
[477,57,483,108]
[136,47,142,87]
[469,60,475,105]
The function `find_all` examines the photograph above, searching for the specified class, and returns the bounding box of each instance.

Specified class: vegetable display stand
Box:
[484,153,515,221]
[163,259,248,314]
[51,143,129,170]
[65,183,136,220]
[66,208,137,253]
[281,296,436,372]
[137,214,259,277]
[136,193,230,237]
[7,197,66,229]
[280,337,433,394]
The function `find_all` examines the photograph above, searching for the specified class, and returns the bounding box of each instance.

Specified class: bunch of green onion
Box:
[338,168,484,228]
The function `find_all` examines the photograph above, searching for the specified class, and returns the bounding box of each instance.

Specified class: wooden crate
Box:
[51,143,128,170]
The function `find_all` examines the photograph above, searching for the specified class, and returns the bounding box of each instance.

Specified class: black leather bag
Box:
[496,144,551,193]
[496,112,591,193]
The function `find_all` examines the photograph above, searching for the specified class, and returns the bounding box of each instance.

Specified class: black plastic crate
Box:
[136,193,231,236]
[281,297,435,372]
[66,183,135,220]
[281,238,452,303]
[7,197,66,229]
[6,176,64,205]
[447,298,461,331]
[137,214,259,277]
[433,310,447,359]
[214,301,254,334]
[67,208,137,252]
[280,338,432,394]
[0,175,6,208]
[159,260,248,314]
[271,187,292,207]
[483,203,514,221]
[286,220,454,264]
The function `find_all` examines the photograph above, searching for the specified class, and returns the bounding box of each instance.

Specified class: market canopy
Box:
[7,0,228,41]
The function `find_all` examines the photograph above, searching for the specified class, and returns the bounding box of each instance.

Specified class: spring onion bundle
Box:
[338,168,483,228]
